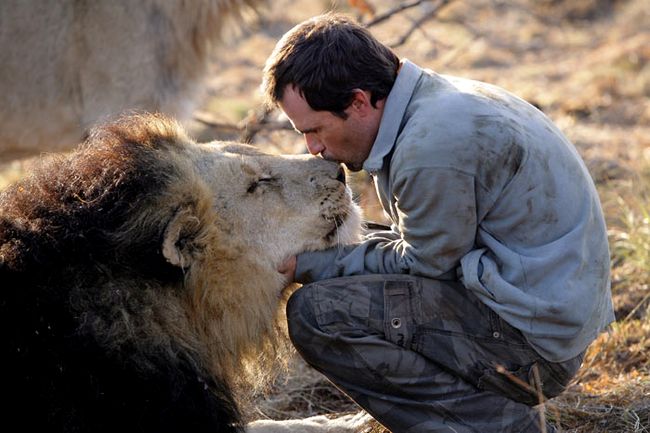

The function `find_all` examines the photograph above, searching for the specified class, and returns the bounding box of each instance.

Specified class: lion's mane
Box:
[0,114,299,432]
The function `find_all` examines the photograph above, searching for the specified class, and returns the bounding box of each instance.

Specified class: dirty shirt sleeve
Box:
[295,166,478,283]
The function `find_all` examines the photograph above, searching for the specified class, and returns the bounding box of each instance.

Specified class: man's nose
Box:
[305,134,324,156]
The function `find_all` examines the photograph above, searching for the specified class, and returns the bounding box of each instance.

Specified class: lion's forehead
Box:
[188,145,340,183]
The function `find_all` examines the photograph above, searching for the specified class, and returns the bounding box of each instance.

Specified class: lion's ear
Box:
[162,206,202,268]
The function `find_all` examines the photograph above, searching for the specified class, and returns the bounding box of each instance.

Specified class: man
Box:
[262,12,614,433]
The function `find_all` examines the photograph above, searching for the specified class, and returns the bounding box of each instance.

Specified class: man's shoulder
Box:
[391,73,535,176]
[397,76,487,149]
[411,70,536,115]
[401,71,549,148]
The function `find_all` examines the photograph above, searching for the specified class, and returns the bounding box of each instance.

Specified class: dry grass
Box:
[549,321,650,432]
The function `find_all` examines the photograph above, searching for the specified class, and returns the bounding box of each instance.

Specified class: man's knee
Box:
[286,278,380,366]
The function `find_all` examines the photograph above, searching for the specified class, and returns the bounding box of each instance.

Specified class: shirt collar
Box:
[363,59,422,173]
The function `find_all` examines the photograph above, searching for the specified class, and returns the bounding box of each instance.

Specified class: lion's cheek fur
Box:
[185,248,289,383]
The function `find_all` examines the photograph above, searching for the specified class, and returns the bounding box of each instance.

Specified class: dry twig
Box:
[385,0,456,48]
[364,0,439,27]
[194,109,293,143]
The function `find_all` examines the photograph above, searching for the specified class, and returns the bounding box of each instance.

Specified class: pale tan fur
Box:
[0,0,263,161]
[246,412,374,433]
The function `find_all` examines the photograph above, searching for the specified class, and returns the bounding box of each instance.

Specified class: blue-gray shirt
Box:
[295,60,614,362]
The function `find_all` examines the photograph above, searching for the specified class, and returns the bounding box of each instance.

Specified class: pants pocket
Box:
[310,279,374,333]
[383,279,419,349]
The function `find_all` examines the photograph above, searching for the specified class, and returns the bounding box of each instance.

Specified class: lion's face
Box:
[195,143,361,265]
[159,140,361,282]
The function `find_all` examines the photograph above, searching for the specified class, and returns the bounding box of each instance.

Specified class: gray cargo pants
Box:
[286,274,584,433]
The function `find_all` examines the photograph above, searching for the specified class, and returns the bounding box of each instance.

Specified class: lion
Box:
[0,113,371,432]
[0,0,264,162]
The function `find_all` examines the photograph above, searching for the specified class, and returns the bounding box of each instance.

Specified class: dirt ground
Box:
[189,0,649,431]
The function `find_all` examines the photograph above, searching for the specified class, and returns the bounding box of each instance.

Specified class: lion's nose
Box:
[336,166,346,184]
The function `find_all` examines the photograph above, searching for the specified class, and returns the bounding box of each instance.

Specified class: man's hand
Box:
[278,255,297,282]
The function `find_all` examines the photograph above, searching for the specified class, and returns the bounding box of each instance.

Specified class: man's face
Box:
[278,85,378,172]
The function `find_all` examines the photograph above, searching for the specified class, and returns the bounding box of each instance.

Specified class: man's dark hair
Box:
[262,12,400,118]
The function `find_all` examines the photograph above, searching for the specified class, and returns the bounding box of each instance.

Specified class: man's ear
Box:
[162,205,202,268]
[350,89,374,114]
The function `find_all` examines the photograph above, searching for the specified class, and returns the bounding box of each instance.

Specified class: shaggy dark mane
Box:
[0,114,183,282]
[0,113,243,433]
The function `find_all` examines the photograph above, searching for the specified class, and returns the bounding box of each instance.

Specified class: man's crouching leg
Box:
[287,275,572,433]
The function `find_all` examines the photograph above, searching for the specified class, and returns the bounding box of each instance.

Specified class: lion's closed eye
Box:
[246,177,278,194]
